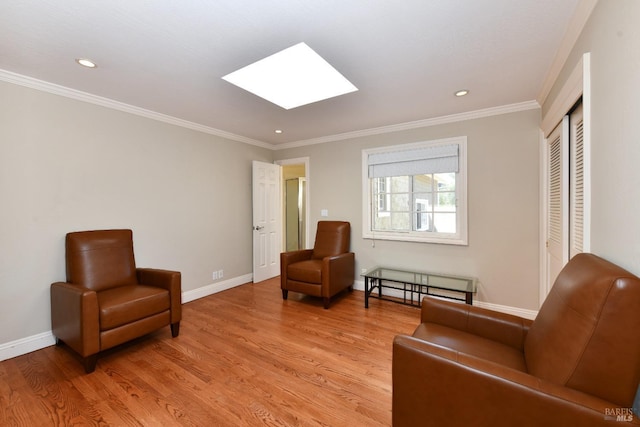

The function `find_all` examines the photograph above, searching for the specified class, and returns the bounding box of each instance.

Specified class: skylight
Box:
[222,42,358,110]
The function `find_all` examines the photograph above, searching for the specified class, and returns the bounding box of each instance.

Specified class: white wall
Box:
[0,80,272,346]
[543,0,640,275]
[274,108,542,311]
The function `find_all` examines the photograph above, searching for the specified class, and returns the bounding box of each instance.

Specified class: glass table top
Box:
[362,266,477,293]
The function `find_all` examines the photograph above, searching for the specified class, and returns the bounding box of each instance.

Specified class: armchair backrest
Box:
[66,229,138,291]
[311,221,351,260]
[524,253,640,407]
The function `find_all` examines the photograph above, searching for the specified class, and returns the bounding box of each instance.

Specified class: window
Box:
[362,137,467,245]
[375,177,390,214]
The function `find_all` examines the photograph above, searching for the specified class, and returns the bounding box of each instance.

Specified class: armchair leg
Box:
[282,289,288,300]
[83,355,98,374]
[323,297,330,309]
[171,322,180,338]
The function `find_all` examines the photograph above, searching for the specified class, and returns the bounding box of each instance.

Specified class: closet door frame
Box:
[539,53,591,306]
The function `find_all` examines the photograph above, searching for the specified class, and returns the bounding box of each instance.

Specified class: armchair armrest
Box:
[421,296,532,351]
[393,335,638,427]
[281,249,314,265]
[322,252,355,297]
[136,268,182,324]
[50,282,100,357]
[280,249,314,285]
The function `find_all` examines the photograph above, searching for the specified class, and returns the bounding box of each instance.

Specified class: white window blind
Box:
[367,144,459,178]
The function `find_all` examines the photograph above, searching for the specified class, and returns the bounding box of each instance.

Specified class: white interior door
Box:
[543,101,588,302]
[545,118,569,297]
[252,161,282,282]
[569,103,586,258]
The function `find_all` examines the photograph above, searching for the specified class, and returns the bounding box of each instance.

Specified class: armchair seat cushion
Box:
[413,323,527,372]
[287,259,323,283]
[98,285,170,330]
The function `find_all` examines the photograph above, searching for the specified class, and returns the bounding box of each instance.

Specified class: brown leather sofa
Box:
[51,229,182,373]
[393,253,640,426]
[280,221,355,309]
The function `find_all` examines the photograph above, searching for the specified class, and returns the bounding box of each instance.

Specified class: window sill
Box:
[362,231,468,246]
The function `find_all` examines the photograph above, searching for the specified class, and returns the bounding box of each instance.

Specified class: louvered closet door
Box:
[570,103,585,258]
[544,101,586,297]
[546,119,568,290]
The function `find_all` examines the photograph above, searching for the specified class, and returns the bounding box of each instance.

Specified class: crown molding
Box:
[536,0,598,106]
[275,100,540,150]
[0,69,272,150]
[2,68,540,153]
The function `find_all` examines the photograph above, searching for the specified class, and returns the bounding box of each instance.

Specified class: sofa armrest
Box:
[50,282,100,357]
[393,335,638,427]
[322,252,355,297]
[421,296,532,351]
[137,268,182,324]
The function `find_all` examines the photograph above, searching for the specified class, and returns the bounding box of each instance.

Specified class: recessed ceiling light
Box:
[275,129,283,134]
[76,58,97,68]
[222,42,358,110]
[455,89,469,97]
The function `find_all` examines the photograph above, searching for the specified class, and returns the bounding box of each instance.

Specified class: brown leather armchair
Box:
[393,253,640,426]
[51,229,182,373]
[281,221,355,309]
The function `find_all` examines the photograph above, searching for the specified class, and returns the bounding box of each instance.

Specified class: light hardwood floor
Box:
[0,277,421,426]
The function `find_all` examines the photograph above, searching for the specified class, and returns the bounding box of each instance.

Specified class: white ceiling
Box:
[0,0,581,146]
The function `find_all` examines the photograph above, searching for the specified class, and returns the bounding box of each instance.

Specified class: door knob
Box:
[253,226,264,231]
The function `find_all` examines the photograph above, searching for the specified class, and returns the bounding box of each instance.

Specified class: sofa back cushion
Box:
[524,253,640,406]
[311,221,350,260]
[66,229,138,292]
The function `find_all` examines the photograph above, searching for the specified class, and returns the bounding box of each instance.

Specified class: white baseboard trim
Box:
[0,331,56,362]
[353,279,538,320]
[473,301,538,320]
[181,273,253,303]
[0,274,254,362]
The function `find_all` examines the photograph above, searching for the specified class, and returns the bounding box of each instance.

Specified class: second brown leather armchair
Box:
[51,229,182,373]
[392,253,640,426]
[281,221,355,309]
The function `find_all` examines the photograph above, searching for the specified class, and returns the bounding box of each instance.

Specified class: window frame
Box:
[361,136,468,245]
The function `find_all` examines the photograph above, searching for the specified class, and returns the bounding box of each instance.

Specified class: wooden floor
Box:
[0,277,420,426]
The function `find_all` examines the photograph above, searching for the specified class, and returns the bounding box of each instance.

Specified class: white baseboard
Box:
[473,301,538,320]
[181,273,253,303]
[0,274,254,363]
[0,331,57,362]
[353,279,538,320]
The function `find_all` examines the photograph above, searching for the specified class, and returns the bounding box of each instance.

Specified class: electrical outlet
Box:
[218,269,224,279]
[212,271,218,280]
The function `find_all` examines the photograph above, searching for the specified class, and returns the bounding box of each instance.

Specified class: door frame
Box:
[539,53,591,306]
[276,157,311,250]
